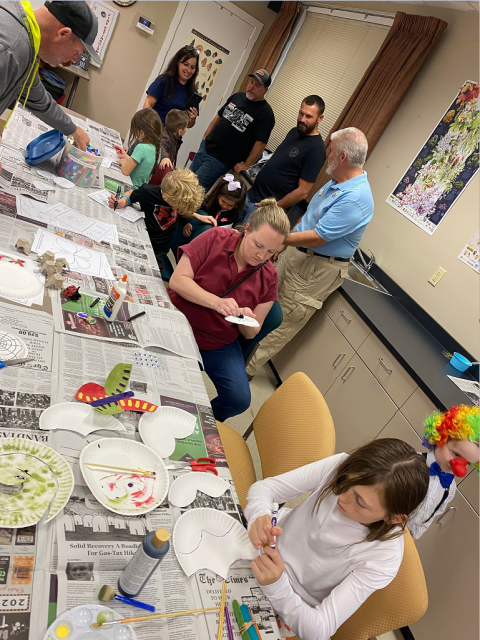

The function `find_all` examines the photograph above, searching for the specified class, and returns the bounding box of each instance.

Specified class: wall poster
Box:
[387,80,479,235]
[458,228,479,274]
[188,29,229,104]
[89,1,119,67]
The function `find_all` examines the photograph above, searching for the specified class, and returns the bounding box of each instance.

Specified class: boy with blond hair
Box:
[108,169,204,270]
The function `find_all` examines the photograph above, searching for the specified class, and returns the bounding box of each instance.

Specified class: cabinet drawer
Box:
[357,333,417,408]
[277,311,355,395]
[323,291,370,350]
[458,469,479,515]
[400,387,439,436]
[376,411,422,449]
[324,354,397,454]
[412,492,479,640]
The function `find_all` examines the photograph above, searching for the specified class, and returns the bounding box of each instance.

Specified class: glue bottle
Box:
[118,529,170,597]
[103,274,127,321]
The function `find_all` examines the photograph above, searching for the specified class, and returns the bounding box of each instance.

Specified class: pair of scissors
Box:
[166,457,218,476]
[0,358,34,369]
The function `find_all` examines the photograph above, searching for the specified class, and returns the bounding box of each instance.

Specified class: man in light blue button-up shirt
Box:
[247,127,374,378]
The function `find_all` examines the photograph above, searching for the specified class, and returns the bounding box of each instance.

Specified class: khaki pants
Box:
[246,247,349,376]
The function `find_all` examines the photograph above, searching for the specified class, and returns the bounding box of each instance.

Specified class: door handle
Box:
[436,506,456,524]
[341,366,355,382]
[332,353,346,368]
[378,358,393,374]
[340,310,351,323]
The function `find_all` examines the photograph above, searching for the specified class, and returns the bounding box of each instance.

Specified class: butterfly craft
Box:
[75,363,158,415]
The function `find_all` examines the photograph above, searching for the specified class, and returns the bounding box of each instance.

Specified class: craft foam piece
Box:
[39,402,125,436]
[0,261,44,299]
[105,363,132,396]
[80,438,169,516]
[0,333,28,360]
[139,407,197,458]
[42,605,137,640]
[0,437,74,528]
[168,473,230,508]
[225,315,260,328]
[173,508,258,579]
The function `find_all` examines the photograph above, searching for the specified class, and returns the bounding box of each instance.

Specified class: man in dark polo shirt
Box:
[241,95,326,222]
[190,69,275,191]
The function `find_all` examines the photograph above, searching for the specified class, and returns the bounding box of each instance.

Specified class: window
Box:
[266,9,390,150]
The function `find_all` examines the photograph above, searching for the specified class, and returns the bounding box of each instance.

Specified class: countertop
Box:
[340,279,476,410]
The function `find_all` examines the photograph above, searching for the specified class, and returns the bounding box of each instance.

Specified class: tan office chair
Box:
[217,420,256,511]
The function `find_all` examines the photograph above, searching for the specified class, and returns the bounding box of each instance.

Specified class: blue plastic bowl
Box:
[450,352,472,372]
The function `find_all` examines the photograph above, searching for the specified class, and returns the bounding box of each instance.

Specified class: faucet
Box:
[357,249,375,273]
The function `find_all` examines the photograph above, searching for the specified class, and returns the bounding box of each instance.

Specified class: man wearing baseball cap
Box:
[0,1,101,152]
[190,69,275,191]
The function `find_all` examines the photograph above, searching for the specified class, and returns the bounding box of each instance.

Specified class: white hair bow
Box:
[223,174,241,191]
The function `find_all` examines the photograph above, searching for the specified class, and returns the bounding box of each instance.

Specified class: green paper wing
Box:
[94,402,124,416]
[104,363,132,396]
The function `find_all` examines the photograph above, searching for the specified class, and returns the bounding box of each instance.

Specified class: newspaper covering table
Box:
[0,107,279,640]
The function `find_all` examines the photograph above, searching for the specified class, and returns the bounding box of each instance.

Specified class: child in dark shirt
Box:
[159,109,189,171]
[108,169,204,270]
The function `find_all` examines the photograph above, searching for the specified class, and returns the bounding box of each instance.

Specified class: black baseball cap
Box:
[44,1,101,65]
[248,69,271,88]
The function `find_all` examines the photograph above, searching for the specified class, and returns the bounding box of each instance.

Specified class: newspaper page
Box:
[52,293,202,363]
[0,147,54,204]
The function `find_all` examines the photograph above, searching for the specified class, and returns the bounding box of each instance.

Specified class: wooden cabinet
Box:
[458,468,479,515]
[277,311,355,395]
[323,292,371,350]
[324,355,397,453]
[357,333,418,408]
[411,492,479,640]
[272,314,316,372]
[400,387,439,436]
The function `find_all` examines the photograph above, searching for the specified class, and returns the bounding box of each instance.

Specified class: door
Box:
[138,1,263,167]
[324,354,397,454]
[278,311,356,395]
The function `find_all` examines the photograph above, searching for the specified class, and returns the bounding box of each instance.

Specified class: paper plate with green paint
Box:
[0,438,74,528]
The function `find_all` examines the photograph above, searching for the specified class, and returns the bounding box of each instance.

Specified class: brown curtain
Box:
[308,11,447,198]
[239,1,300,92]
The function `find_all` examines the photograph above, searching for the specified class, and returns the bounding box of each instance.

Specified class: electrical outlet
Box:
[428,267,446,287]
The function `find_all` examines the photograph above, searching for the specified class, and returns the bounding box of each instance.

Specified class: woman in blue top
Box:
[143,46,200,128]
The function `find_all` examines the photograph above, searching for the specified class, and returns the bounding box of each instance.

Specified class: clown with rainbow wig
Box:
[408,405,479,539]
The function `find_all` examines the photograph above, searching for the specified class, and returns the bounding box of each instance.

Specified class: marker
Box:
[127,311,146,322]
[90,297,100,308]
[269,503,279,549]
[113,185,122,211]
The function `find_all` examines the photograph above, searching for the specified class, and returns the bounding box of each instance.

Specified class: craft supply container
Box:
[56,134,104,187]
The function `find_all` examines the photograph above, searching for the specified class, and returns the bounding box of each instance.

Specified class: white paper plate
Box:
[42,604,137,640]
[173,508,258,579]
[0,261,44,299]
[168,473,229,508]
[225,315,260,327]
[0,332,28,360]
[39,402,126,436]
[139,407,197,459]
[80,438,169,516]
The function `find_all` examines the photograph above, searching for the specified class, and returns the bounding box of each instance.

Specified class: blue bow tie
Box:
[429,461,455,489]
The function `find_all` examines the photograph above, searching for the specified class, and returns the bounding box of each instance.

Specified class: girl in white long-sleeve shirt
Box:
[244,438,429,640]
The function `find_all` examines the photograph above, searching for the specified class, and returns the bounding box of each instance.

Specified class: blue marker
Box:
[269,503,279,549]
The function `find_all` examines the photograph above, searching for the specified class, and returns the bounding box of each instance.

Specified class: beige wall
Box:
[52,1,275,139]
[322,2,479,356]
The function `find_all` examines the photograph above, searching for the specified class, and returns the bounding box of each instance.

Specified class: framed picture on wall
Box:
[89,1,119,67]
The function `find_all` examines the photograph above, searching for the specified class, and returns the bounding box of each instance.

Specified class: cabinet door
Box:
[277,311,355,395]
[272,313,316,372]
[357,333,417,408]
[375,411,422,449]
[324,354,397,454]
[458,469,479,515]
[322,291,371,350]
[400,387,439,436]
[412,493,479,640]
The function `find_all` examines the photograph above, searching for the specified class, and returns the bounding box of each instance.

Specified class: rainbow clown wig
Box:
[423,405,479,456]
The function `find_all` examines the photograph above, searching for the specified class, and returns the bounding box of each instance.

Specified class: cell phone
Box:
[184,92,203,112]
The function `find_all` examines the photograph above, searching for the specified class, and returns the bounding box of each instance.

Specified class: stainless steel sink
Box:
[345,258,391,296]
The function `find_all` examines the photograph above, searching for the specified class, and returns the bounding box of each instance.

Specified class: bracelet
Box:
[122,195,131,205]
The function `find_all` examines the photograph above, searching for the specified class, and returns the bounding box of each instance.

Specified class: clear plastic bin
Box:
[56,135,104,187]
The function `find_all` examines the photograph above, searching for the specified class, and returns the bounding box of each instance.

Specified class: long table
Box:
[0,106,278,640]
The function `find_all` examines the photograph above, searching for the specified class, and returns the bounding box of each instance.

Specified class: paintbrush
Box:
[92,607,220,627]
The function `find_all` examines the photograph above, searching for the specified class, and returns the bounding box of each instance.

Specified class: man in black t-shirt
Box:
[190,69,275,191]
[241,96,326,223]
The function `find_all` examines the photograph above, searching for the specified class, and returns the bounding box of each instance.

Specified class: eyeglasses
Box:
[184,45,200,55]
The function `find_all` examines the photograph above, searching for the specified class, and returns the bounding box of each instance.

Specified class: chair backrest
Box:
[239,301,283,365]
[216,421,257,510]
[332,530,428,640]
[253,372,335,479]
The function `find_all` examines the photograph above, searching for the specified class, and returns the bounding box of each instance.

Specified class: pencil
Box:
[217,580,227,640]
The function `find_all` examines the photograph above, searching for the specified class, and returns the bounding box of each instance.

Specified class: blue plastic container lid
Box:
[25,129,65,165]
